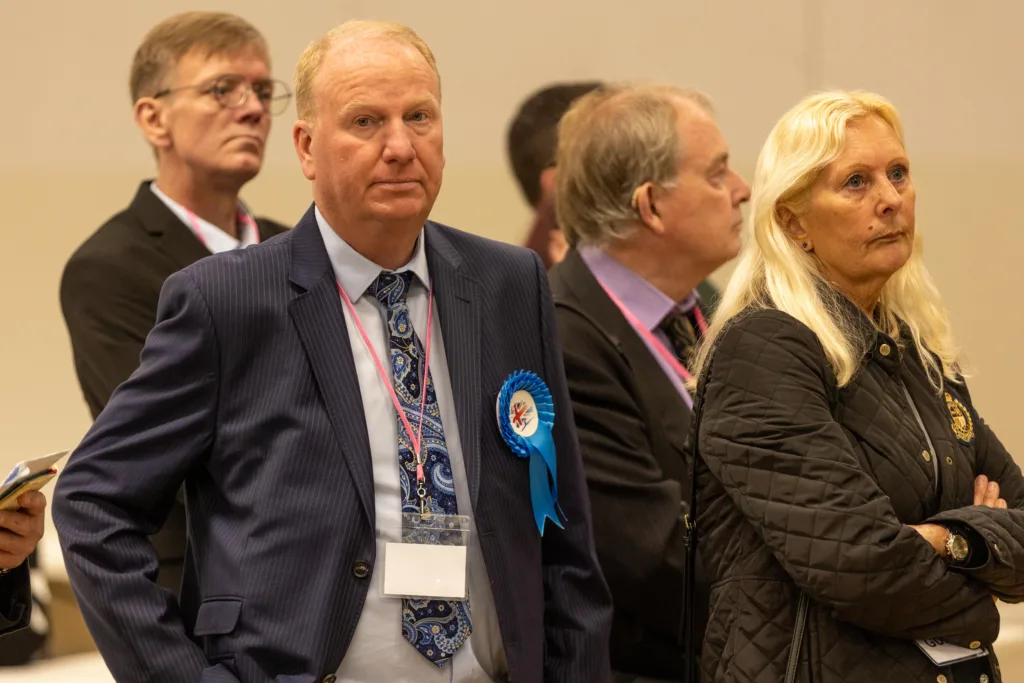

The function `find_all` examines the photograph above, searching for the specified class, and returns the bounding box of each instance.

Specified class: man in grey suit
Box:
[53,19,612,683]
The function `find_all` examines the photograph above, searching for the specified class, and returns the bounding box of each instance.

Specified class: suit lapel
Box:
[134,180,290,262]
[288,206,375,524]
[425,224,483,506]
[130,181,211,268]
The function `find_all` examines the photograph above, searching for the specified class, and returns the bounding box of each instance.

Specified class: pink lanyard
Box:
[185,209,260,250]
[336,280,435,502]
[600,283,707,386]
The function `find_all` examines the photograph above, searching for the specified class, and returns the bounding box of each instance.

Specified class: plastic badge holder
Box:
[915,637,989,667]
[381,513,471,600]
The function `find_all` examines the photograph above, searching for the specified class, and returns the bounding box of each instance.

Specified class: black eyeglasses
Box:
[153,74,292,116]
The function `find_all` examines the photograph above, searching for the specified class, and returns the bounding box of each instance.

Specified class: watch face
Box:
[950,535,970,561]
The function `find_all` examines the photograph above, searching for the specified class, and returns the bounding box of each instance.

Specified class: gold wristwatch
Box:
[944,529,970,564]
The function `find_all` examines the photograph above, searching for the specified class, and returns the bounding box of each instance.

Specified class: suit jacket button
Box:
[322,675,337,683]
[352,561,371,579]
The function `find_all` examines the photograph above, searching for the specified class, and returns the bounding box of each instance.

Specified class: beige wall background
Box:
[2,0,1024,676]
[4,0,1018,464]
[1,0,1022,599]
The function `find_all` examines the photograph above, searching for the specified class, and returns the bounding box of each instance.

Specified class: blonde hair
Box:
[129,12,268,102]
[294,20,439,122]
[554,83,712,247]
[692,90,960,390]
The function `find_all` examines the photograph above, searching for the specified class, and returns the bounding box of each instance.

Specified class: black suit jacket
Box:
[53,207,613,683]
[548,248,710,679]
[61,181,289,419]
[59,181,289,583]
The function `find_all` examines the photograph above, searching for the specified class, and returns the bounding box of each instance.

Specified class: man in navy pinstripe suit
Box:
[53,19,612,683]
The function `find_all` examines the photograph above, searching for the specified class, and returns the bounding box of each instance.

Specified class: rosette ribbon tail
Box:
[523,419,565,536]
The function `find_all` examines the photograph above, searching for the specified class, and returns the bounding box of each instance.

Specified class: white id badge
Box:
[915,637,989,666]
[381,513,471,600]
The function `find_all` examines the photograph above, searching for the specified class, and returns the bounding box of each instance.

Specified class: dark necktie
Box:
[659,308,700,367]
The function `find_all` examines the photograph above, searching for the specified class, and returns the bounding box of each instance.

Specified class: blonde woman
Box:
[687,91,1024,682]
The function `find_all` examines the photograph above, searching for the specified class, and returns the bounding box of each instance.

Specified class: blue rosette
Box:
[496,370,566,535]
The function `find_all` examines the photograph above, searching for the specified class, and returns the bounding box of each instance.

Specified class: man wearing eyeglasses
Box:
[58,11,290,595]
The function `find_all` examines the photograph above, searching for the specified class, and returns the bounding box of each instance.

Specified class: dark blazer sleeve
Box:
[927,393,1024,600]
[0,563,31,636]
[256,217,290,241]
[554,304,689,639]
[60,250,157,419]
[699,311,999,646]
[535,256,614,683]
[53,269,221,683]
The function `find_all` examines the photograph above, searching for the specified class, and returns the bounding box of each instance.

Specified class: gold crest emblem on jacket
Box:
[945,392,975,444]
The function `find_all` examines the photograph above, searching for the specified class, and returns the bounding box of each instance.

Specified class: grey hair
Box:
[554,83,713,247]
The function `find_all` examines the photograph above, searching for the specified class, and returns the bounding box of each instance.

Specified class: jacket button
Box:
[945,456,953,465]
[879,343,891,356]
[936,675,947,683]
[352,561,371,579]
[322,676,337,683]
[969,640,982,649]
[922,451,932,463]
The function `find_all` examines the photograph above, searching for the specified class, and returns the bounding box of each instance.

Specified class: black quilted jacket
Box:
[694,303,1024,683]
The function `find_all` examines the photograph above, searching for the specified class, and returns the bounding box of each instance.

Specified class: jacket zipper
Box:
[785,593,811,683]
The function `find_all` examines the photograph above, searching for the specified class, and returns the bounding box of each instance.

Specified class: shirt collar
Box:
[150,182,258,253]
[314,205,429,302]
[578,245,697,331]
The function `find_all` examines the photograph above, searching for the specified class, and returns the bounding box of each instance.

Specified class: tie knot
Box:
[368,270,414,308]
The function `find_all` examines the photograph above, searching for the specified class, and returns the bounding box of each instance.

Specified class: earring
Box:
[801,242,809,250]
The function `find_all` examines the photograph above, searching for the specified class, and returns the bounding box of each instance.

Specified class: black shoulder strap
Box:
[681,350,716,683]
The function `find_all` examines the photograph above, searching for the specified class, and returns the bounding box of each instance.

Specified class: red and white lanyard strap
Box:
[600,283,706,386]
[336,280,436,505]
[185,209,260,250]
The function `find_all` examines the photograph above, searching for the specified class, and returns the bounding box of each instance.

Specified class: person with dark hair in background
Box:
[508,82,602,269]
[59,11,290,594]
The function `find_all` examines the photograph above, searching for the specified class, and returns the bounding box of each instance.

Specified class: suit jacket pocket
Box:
[198,662,242,683]
[195,597,243,664]
[194,597,243,636]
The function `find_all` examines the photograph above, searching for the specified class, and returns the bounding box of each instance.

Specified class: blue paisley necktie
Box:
[367,270,472,667]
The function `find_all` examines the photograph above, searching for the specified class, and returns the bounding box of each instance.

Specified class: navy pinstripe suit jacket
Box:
[53,206,613,683]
